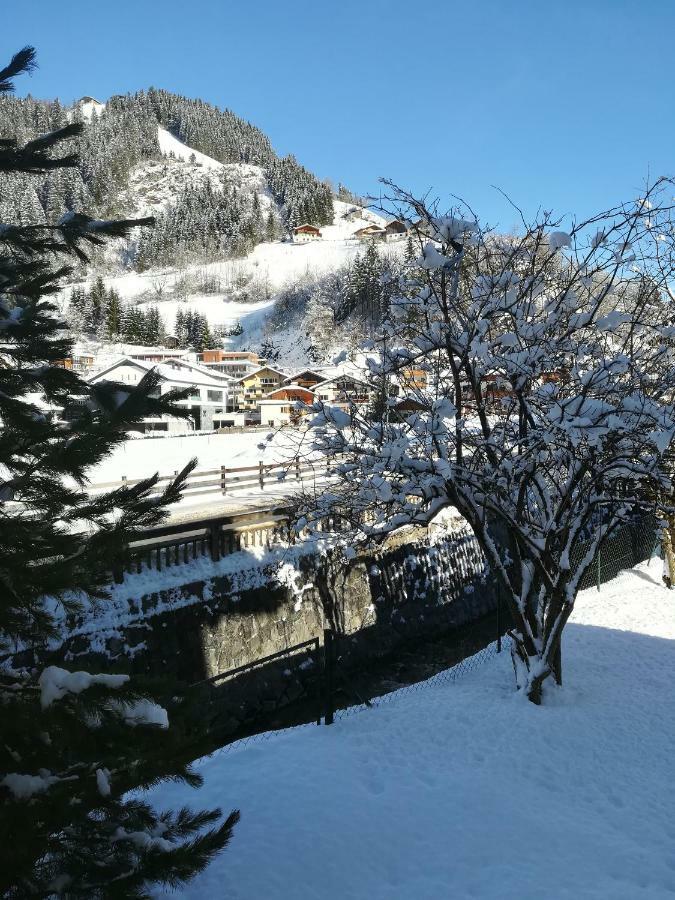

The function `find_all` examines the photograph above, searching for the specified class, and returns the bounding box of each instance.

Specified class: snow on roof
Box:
[282,369,324,381]
[313,372,369,390]
[235,365,288,383]
[87,357,152,382]
[88,356,234,389]
[353,224,385,236]
[154,357,235,384]
[293,224,322,233]
[263,384,316,400]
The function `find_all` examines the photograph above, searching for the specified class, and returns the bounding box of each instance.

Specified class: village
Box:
[56,345,428,435]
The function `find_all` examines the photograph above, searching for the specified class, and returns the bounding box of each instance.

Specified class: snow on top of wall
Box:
[36,539,324,659]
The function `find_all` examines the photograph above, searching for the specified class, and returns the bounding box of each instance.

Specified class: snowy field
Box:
[59,174,395,364]
[86,429,323,515]
[89,429,309,486]
[148,560,675,899]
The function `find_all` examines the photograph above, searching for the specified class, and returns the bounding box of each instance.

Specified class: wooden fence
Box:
[90,457,327,502]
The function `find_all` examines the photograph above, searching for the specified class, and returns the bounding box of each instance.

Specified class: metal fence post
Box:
[631,525,640,566]
[258,461,264,490]
[323,628,334,725]
[220,465,227,495]
[496,580,502,653]
[315,639,322,726]
[596,545,601,591]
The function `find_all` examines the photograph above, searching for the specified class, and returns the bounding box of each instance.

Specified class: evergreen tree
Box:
[67,285,89,333]
[338,243,389,331]
[143,304,164,345]
[265,210,277,243]
[102,287,122,340]
[404,233,416,265]
[121,304,145,344]
[88,275,106,333]
[175,309,189,348]
[0,49,238,896]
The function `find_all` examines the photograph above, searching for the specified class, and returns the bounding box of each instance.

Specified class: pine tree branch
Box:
[0,46,36,93]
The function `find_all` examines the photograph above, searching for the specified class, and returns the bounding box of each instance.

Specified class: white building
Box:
[313,373,370,406]
[88,356,235,432]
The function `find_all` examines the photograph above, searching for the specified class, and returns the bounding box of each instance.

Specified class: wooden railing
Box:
[110,494,355,584]
[90,458,327,502]
[113,505,297,583]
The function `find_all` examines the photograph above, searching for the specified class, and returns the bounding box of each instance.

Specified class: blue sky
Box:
[5,0,674,230]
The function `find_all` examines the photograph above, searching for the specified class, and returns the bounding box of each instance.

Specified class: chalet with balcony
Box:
[292,224,322,243]
[313,373,370,406]
[353,224,386,242]
[281,369,324,390]
[234,365,288,410]
[199,349,265,380]
[384,220,408,241]
[258,384,316,427]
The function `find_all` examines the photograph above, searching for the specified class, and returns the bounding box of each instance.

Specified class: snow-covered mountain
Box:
[66,112,396,367]
[0,88,401,368]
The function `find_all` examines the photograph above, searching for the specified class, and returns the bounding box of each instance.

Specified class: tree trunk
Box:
[551,642,562,686]
[510,635,550,705]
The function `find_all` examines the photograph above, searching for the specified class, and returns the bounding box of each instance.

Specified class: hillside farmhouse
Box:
[292,224,322,243]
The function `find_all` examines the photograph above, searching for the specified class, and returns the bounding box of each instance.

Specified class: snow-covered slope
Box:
[65,170,395,368]
[116,127,269,221]
[156,126,223,170]
[61,109,396,369]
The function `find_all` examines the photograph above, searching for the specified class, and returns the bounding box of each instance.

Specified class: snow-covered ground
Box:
[147,560,675,899]
[156,126,224,171]
[85,428,322,514]
[88,429,309,485]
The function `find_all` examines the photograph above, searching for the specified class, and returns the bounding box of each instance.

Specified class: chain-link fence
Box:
[573,513,659,591]
[328,513,659,722]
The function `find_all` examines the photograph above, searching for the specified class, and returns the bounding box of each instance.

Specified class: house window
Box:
[207,390,223,402]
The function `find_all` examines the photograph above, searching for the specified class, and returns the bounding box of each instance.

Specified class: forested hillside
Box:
[0,89,334,271]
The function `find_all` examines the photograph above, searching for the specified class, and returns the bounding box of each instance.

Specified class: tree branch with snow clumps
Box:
[296,178,675,704]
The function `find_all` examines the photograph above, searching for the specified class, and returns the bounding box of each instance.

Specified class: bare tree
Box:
[298,179,675,703]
